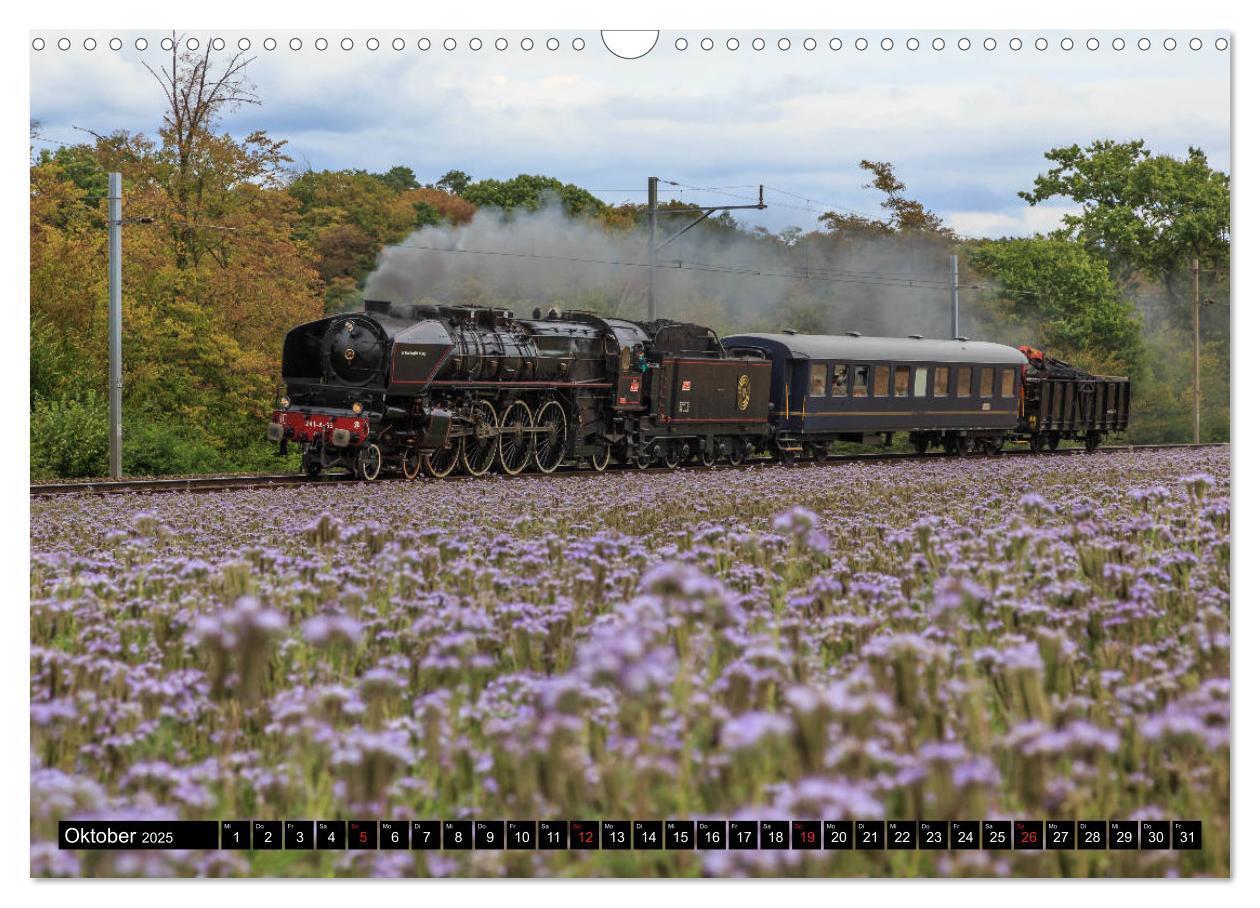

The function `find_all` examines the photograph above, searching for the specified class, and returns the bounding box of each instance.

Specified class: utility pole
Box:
[108,172,123,478]
[949,253,960,339]
[1192,257,1201,444]
[645,176,767,322]
[647,176,658,321]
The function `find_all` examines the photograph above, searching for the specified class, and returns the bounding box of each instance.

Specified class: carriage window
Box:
[894,366,911,397]
[957,367,972,397]
[832,363,848,397]
[934,367,950,397]
[853,365,869,398]
[872,365,890,397]
[980,368,994,398]
[810,363,827,397]
[1000,368,1015,398]
[913,367,928,397]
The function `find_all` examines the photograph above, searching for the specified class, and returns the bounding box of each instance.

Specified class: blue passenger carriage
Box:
[721,332,1029,459]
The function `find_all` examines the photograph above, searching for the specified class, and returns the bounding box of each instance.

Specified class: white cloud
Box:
[946,204,1082,238]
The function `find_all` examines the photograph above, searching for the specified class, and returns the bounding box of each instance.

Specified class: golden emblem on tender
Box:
[737,374,751,410]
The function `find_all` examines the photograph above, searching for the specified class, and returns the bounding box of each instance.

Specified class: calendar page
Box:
[26,12,1232,887]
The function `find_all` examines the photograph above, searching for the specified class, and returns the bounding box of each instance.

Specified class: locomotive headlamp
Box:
[279,396,290,409]
[352,401,364,414]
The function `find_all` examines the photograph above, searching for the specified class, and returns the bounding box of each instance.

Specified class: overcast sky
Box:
[30,29,1231,238]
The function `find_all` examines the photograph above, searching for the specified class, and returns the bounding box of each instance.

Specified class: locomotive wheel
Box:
[498,400,533,475]
[986,437,1005,456]
[912,435,930,456]
[1029,434,1045,454]
[1084,432,1101,453]
[699,444,717,468]
[461,400,499,477]
[533,400,567,473]
[728,441,746,466]
[589,444,612,472]
[633,450,654,469]
[662,445,680,470]
[954,436,974,457]
[1047,433,1061,451]
[304,457,322,477]
[811,444,830,463]
[356,443,383,481]
[423,439,462,478]
[401,448,422,480]
[942,435,958,456]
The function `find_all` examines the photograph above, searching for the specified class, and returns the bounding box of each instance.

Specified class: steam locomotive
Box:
[267,301,1129,479]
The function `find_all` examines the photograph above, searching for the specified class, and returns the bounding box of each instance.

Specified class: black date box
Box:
[792,820,821,849]
[411,820,440,850]
[221,821,250,850]
[1140,820,1170,850]
[760,820,789,850]
[602,820,631,850]
[1014,820,1043,850]
[856,820,884,850]
[283,820,313,850]
[950,821,980,850]
[729,820,759,850]
[634,821,663,849]
[1045,821,1075,850]
[823,820,854,850]
[1173,821,1202,850]
[506,821,536,850]
[250,816,280,846]
[1108,820,1138,850]
[697,820,727,850]
[1078,821,1107,850]
[380,821,408,850]
[666,820,695,850]
[539,821,568,850]
[569,821,598,850]
[316,820,345,850]
[474,820,504,850]
[349,820,377,850]
[983,820,1012,850]
[443,820,472,850]
[918,820,947,850]
[887,820,915,850]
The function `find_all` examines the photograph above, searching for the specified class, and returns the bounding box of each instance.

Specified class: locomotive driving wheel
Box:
[589,444,612,472]
[461,400,499,476]
[423,439,462,478]
[498,399,533,475]
[662,444,680,470]
[699,444,717,468]
[356,443,383,481]
[401,448,422,480]
[533,400,567,473]
[728,440,746,466]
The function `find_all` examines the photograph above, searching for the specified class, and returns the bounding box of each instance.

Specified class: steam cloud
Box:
[364,206,966,338]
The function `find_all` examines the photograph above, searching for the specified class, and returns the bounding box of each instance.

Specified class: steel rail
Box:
[30,442,1228,498]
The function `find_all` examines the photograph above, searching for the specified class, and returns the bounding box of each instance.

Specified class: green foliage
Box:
[30,392,110,480]
[1021,140,1231,283]
[435,169,472,196]
[121,419,232,476]
[462,174,605,217]
[968,237,1143,375]
[375,165,420,193]
[36,145,111,206]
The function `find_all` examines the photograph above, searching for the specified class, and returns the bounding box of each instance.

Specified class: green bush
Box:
[30,392,110,480]
[122,420,226,477]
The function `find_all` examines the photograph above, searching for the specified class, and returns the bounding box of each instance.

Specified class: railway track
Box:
[31,442,1227,498]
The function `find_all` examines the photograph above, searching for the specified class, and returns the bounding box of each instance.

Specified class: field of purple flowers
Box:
[30,448,1229,877]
